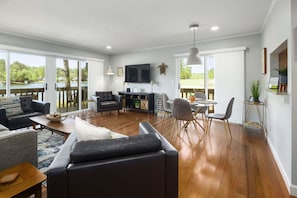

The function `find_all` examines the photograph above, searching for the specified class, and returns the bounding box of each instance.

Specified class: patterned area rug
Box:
[38,129,64,173]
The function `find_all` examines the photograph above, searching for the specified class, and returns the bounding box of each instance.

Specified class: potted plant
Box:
[189,92,196,102]
[250,80,260,103]
[276,66,288,84]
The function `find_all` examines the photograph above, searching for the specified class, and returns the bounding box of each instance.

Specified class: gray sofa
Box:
[47,122,178,198]
[0,124,37,171]
[0,96,50,130]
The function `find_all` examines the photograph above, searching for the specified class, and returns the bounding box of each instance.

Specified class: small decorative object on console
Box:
[46,112,67,122]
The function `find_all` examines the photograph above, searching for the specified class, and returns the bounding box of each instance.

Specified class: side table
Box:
[243,100,267,140]
[0,162,46,198]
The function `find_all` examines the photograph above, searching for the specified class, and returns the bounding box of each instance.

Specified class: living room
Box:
[0,0,297,197]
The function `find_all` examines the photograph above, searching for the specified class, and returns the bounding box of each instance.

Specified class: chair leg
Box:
[206,118,213,135]
[226,119,232,139]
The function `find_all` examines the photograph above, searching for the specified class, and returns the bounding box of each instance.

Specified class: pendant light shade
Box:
[187,48,202,65]
[187,24,202,66]
[106,66,114,75]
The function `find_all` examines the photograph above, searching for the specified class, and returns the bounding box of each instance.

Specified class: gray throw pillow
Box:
[20,96,33,113]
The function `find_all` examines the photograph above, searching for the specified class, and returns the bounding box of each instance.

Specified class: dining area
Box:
[161,92,234,142]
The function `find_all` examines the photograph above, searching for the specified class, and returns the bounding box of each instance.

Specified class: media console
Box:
[119,92,154,114]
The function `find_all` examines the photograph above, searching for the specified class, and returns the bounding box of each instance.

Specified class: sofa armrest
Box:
[32,100,50,114]
[47,132,77,198]
[112,94,121,102]
[139,122,178,198]
[91,95,101,102]
[0,129,37,171]
[0,108,7,126]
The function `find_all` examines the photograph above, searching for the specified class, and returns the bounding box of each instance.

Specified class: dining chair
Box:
[206,97,235,140]
[161,93,172,119]
[193,92,208,120]
[172,98,204,137]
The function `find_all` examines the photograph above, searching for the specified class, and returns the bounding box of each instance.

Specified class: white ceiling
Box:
[0,0,272,55]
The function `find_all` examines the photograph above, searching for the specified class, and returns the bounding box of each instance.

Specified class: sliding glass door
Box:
[0,51,7,96]
[55,58,88,113]
[0,49,91,114]
[178,55,215,100]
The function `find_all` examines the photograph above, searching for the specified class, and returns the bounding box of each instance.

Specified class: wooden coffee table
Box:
[0,162,46,198]
[30,115,75,140]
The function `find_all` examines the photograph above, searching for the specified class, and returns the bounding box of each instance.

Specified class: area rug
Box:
[37,129,64,173]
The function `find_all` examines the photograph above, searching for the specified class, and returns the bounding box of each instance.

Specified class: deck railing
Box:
[180,88,215,100]
[0,88,45,100]
[1,87,214,112]
[180,88,215,113]
[0,86,88,112]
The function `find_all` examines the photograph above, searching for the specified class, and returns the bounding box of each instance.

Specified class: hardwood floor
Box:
[71,111,293,197]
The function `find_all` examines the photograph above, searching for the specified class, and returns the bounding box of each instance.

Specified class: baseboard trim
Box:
[290,184,297,196]
[267,138,293,195]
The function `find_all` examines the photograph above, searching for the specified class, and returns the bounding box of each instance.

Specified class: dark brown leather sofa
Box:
[91,91,122,114]
[47,122,178,198]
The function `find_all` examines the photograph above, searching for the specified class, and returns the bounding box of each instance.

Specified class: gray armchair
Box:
[91,91,122,114]
[0,124,37,171]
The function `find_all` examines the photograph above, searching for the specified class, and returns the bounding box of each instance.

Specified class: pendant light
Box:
[187,24,202,66]
[106,66,114,75]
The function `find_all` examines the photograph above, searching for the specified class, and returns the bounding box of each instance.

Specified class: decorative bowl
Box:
[46,113,67,122]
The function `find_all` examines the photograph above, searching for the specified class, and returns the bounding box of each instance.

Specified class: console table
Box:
[119,92,154,114]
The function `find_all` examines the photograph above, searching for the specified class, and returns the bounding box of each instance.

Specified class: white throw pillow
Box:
[0,124,8,132]
[75,117,112,142]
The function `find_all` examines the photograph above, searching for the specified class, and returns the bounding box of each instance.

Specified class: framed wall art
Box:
[117,67,123,77]
[261,48,267,74]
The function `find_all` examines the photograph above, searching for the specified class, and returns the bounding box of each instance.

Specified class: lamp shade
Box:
[106,66,114,75]
[187,48,202,65]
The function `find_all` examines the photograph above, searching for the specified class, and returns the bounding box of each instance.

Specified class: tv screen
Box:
[125,64,150,83]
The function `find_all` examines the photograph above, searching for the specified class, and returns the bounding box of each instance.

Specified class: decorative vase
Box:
[253,97,260,103]
[279,75,287,84]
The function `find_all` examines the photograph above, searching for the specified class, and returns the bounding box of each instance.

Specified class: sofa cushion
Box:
[7,112,43,125]
[70,133,162,163]
[20,96,34,113]
[100,101,118,107]
[96,91,112,101]
[0,96,23,117]
[75,117,112,142]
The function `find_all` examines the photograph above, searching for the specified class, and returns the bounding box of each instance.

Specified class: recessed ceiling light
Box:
[106,45,112,50]
[211,26,219,31]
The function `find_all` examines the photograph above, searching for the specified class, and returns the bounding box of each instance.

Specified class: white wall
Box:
[110,34,262,122]
[291,0,297,194]
[261,0,294,194]
[215,50,245,124]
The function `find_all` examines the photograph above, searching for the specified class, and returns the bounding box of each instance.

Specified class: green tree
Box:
[208,68,214,79]
[0,59,6,82]
[180,59,192,79]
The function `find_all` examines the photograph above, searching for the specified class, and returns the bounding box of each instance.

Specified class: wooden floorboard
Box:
[51,110,294,198]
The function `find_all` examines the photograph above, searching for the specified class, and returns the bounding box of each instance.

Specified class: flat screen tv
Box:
[125,64,150,83]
